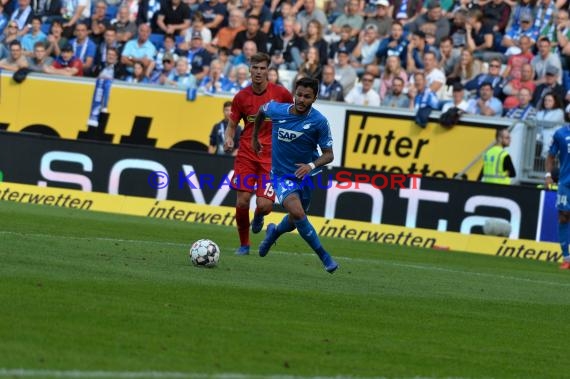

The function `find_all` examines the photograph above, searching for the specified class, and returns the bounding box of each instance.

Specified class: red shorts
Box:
[231,154,275,201]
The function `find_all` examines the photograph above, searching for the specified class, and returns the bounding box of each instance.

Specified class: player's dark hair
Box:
[250,52,271,66]
[295,77,319,97]
[223,100,232,108]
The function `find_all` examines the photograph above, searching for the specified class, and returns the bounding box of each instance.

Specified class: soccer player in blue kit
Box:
[252,77,339,273]
[546,124,570,269]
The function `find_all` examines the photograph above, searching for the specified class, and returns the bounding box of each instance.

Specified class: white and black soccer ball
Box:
[189,239,220,268]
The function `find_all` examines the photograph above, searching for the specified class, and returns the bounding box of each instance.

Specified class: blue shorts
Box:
[273,175,313,211]
[556,183,570,211]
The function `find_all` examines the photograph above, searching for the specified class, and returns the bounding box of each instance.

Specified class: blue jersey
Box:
[549,125,570,187]
[262,102,333,178]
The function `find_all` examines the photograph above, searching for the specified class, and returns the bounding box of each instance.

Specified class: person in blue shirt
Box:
[546,125,570,270]
[252,77,339,273]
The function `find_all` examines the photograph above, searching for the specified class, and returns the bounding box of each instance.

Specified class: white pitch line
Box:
[2,230,569,288]
[0,368,394,379]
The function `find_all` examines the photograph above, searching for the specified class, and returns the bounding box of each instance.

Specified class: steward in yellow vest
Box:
[481,129,516,184]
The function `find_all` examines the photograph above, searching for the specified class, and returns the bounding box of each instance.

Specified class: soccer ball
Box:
[189,239,220,267]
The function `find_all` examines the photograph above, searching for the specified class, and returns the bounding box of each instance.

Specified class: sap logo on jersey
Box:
[278,128,303,142]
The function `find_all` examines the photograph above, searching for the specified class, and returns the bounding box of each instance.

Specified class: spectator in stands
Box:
[269,16,303,70]
[62,0,91,30]
[186,30,212,82]
[406,30,436,72]
[482,0,511,35]
[232,15,268,54]
[198,0,227,37]
[319,64,344,101]
[352,24,379,74]
[45,42,83,76]
[92,46,127,79]
[540,9,570,54]
[345,72,381,106]
[210,9,245,53]
[89,0,111,45]
[538,93,565,157]
[465,82,503,116]
[122,0,138,22]
[407,0,450,45]
[409,71,439,113]
[270,1,292,38]
[448,49,483,85]
[392,0,423,24]
[27,40,53,71]
[329,24,357,63]
[95,27,120,68]
[209,101,241,156]
[267,66,283,86]
[180,12,213,49]
[151,34,179,74]
[121,23,157,76]
[0,5,8,37]
[156,0,191,35]
[438,36,460,76]
[199,59,232,94]
[481,128,516,184]
[126,60,150,83]
[379,55,407,100]
[465,9,494,60]
[363,0,392,39]
[532,65,566,109]
[464,57,504,98]
[330,0,364,39]
[449,9,468,50]
[501,11,537,51]
[0,40,28,70]
[245,0,272,34]
[229,63,250,92]
[381,76,409,109]
[34,0,62,23]
[441,82,470,113]
[71,21,96,75]
[334,46,357,97]
[232,39,257,66]
[297,45,322,81]
[503,62,536,109]
[303,19,328,67]
[112,6,137,48]
[421,50,446,97]
[10,0,32,36]
[533,0,556,36]
[45,20,67,58]
[502,35,534,80]
[507,0,536,33]
[375,22,407,67]
[164,56,195,89]
[296,0,328,35]
[150,52,177,84]
[532,37,562,85]
[505,87,537,120]
[21,16,46,55]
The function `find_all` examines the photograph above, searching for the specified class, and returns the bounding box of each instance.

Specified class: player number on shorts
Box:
[264,182,275,197]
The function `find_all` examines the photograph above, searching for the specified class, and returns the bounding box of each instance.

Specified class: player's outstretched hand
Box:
[224,138,234,153]
[294,163,312,179]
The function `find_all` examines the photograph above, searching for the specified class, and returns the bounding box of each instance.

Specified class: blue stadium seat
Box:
[149,33,165,49]
[41,22,51,35]
[106,5,118,19]
[175,35,184,44]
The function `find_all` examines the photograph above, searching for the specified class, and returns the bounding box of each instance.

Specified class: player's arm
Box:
[545,153,556,189]
[252,105,267,155]
[223,118,238,153]
[295,148,334,179]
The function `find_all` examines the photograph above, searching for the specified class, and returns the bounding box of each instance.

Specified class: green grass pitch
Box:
[1,201,569,379]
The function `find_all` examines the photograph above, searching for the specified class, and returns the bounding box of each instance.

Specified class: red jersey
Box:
[230,82,293,163]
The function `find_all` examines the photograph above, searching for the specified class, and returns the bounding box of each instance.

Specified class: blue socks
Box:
[275,215,296,236]
[560,222,570,261]
[294,216,329,261]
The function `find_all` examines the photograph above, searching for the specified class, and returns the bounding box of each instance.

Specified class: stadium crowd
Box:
[1,0,570,118]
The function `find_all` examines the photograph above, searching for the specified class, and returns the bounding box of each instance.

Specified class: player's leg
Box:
[230,156,258,255]
[556,183,570,269]
[284,192,338,273]
[251,169,274,234]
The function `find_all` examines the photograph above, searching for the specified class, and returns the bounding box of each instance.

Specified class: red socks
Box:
[236,206,250,247]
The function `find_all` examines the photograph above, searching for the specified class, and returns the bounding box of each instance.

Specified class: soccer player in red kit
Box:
[223,52,293,255]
